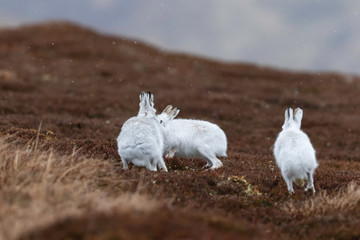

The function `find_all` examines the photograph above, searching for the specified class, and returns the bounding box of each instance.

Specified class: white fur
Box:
[158,109,227,170]
[137,91,156,117]
[274,107,318,194]
[117,92,168,171]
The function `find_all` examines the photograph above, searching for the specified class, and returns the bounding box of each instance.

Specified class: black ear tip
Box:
[177,108,180,111]
[299,106,303,110]
[147,91,152,95]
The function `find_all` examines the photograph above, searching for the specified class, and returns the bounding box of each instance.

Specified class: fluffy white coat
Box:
[274,107,318,194]
[158,108,227,170]
[117,92,168,171]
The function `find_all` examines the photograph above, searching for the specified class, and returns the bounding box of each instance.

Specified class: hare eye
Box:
[160,120,163,124]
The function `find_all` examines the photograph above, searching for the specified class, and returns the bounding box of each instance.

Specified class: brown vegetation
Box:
[283,182,360,217]
[0,22,360,239]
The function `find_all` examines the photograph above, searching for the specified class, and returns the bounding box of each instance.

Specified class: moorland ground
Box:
[0,22,360,239]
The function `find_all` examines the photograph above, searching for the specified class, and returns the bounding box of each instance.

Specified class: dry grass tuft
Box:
[283,182,360,217]
[0,137,160,240]
[228,175,262,196]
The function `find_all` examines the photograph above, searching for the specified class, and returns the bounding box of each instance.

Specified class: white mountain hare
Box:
[274,107,318,194]
[117,92,170,172]
[158,106,227,170]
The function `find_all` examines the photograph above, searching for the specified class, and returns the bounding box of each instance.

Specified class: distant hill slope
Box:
[0,21,359,159]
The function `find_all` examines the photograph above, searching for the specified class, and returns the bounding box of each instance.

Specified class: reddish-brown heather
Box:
[0,22,359,239]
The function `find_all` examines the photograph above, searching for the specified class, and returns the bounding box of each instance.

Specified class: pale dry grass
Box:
[0,137,160,240]
[283,182,360,217]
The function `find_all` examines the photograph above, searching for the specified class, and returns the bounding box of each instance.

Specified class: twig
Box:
[34,120,43,152]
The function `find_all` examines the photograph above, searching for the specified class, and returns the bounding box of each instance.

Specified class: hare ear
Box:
[139,91,146,102]
[284,107,291,123]
[138,91,150,117]
[169,108,180,120]
[162,105,173,114]
[288,107,293,121]
[294,107,303,124]
[147,92,154,107]
[284,107,294,125]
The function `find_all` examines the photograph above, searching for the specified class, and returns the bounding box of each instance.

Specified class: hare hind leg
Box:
[121,157,129,170]
[155,156,168,172]
[286,179,294,194]
[204,159,213,169]
[305,171,315,194]
[148,163,158,171]
[198,148,223,170]
[209,156,223,170]
[283,174,294,194]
